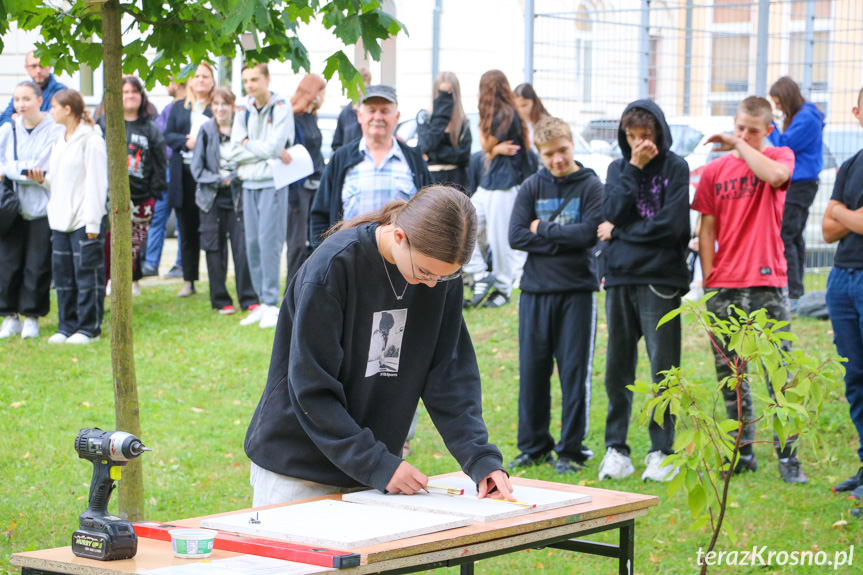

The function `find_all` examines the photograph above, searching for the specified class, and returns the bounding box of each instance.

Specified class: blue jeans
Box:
[826,267,863,462]
[243,186,288,306]
[144,194,181,269]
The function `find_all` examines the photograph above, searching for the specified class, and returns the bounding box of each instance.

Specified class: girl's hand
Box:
[492,140,520,157]
[477,470,515,501]
[597,221,614,241]
[87,233,98,240]
[186,135,196,150]
[386,461,428,495]
[280,149,292,164]
[26,168,45,184]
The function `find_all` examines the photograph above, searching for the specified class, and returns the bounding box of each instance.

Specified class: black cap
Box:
[361,84,398,104]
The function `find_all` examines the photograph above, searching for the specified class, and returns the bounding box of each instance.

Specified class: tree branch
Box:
[120,6,209,27]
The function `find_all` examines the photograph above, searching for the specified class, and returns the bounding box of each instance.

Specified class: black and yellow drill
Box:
[71,427,151,561]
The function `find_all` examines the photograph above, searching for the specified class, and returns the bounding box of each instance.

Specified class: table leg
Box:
[460,562,475,575]
[619,519,635,575]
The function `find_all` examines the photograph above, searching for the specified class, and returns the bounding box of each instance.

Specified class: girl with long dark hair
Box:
[98,76,167,297]
[191,87,258,314]
[465,70,530,309]
[244,185,514,505]
[416,71,472,191]
[514,82,550,147]
[768,76,825,304]
[165,62,215,297]
[0,81,63,339]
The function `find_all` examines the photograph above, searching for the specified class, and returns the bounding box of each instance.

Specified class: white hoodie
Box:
[45,122,108,234]
[0,115,64,219]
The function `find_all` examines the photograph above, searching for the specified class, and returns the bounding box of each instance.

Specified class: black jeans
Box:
[53,222,107,338]
[286,183,316,286]
[175,165,201,282]
[0,215,52,318]
[200,204,257,310]
[781,180,819,300]
[604,284,682,456]
[517,291,596,461]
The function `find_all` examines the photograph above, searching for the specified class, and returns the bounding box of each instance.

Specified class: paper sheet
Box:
[267,145,314,189]
[190,112,210,139]
[137,554,330,575]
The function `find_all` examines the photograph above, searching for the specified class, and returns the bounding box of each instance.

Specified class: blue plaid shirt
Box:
[341,138,418,220]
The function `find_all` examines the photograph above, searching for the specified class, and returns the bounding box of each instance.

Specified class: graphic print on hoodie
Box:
[600,99,692,291]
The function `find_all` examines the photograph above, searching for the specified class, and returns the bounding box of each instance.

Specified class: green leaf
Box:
[688,484,707,519]
[657,307,683,328]
[323,51,364,101]
[667,464,686,498]
[718,419,739,433]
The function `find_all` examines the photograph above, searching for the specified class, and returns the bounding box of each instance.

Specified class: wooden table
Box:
[10,474,658,575]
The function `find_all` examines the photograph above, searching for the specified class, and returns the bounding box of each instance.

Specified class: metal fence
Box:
[528,0,863,291]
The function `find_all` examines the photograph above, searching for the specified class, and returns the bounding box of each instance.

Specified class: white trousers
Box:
[465,186,526,295]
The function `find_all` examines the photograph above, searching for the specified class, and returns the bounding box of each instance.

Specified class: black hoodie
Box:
[601,100,691,290]
[509,165,603,293]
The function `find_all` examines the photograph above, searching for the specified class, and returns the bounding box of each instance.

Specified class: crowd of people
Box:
[1,50,862,516]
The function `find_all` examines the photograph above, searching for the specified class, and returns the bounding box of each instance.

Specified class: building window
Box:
[713,0,751,24]
[790,31,830,92]
[79,63,94,97]
[574,4,593,104]
[791,0,832,20]
[711,34,750,93]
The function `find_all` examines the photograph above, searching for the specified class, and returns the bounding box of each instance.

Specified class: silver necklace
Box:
[378,228,408,300]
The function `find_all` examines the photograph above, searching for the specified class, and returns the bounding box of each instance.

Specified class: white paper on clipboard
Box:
[189,112,209,138]
[267,144,314,189]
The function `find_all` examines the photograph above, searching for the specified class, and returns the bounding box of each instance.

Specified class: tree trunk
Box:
[102,0,145,521]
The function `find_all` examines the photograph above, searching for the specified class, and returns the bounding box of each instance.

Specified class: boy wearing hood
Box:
[597,100,690,482]
[692,96,804,484]
[508,117,603,474]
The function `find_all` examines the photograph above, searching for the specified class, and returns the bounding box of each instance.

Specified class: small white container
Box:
[168,528,217,559]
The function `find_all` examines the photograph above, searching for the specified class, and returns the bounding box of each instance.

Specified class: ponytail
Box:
[328,200,407,237]
[81,110,95,127]
[52,88,94,126]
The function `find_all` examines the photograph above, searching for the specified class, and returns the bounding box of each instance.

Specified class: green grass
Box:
[1,282,860,574]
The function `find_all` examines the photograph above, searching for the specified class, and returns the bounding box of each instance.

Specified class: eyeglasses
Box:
[405,236,462,283]
[25,64,45,71]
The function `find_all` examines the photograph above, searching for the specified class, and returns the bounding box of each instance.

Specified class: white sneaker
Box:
[48,333,68,344]
[131,281,141,297]
[240,305,265,326]
[66,332,100,345]
[0,315,22,339]
[682,285,704,303]
[641,450,679,482]
[597,447,635,480]
[259,304,279,329]
[106,279,112,296]
[21,317,39,339]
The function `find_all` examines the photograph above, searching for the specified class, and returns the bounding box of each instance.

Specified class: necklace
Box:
[377,228,408,300]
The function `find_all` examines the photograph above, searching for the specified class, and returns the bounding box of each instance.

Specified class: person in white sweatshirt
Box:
[0,81,64,340]
[231,62,295,329]
[29,88,108,345]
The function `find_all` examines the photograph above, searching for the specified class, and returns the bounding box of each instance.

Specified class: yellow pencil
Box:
[490,498,536,508]
[427,484,465,495]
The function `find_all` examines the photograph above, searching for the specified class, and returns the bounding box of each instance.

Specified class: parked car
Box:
[397,113,616,182]
[822,126,863,166]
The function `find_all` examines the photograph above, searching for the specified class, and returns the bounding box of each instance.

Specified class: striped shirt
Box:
[341,137,417,220]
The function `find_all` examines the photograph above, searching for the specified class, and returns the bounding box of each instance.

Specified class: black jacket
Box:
[309,138,431,247]
[509,166,603,293]
[244,223,504,490]
[97,115,167,203]
[164,101,212,207]
[331,103,362,153]
[416,92,472,168]
[601,99,691,290]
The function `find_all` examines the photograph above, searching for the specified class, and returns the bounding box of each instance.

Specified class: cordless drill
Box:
[71,427,151,561]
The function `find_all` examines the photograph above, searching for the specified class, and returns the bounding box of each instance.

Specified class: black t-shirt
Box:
[831,149,863,269]
[480,111,528,191]
[294,112,324,179]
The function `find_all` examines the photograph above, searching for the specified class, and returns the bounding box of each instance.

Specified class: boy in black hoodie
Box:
[508,117,603,474]
[597,100,690,482]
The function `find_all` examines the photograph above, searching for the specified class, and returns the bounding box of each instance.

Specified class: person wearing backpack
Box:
[231,63,295,329]
[0,81,63,340]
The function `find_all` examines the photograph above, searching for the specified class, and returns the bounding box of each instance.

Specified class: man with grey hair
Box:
[309,85,430,247]
[0,51,67,127]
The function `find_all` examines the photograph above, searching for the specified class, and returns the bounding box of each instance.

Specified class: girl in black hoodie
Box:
[98,77,166,297]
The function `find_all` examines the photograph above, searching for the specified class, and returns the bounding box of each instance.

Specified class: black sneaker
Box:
[554,457,584,474]
[578,445,595,463]
[165,264,184,278]
[832,466,863,493]
[720,454,758,478]
[852,507,862,519]
[482,289,509,308]
[141,263,159,277]
[470,274,496,307]
[778,457,808,484]
[507,452,554,470]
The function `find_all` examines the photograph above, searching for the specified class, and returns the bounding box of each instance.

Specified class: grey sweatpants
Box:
[243,186,288,306]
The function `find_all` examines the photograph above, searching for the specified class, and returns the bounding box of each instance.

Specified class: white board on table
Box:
[199,499,471,549]
[342,476,591,522]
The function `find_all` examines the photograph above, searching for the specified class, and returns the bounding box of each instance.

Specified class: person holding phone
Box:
[0,81,63,340]
[416,72,472,192]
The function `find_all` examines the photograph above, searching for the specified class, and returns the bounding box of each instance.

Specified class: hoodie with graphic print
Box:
[601,99,691,290]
